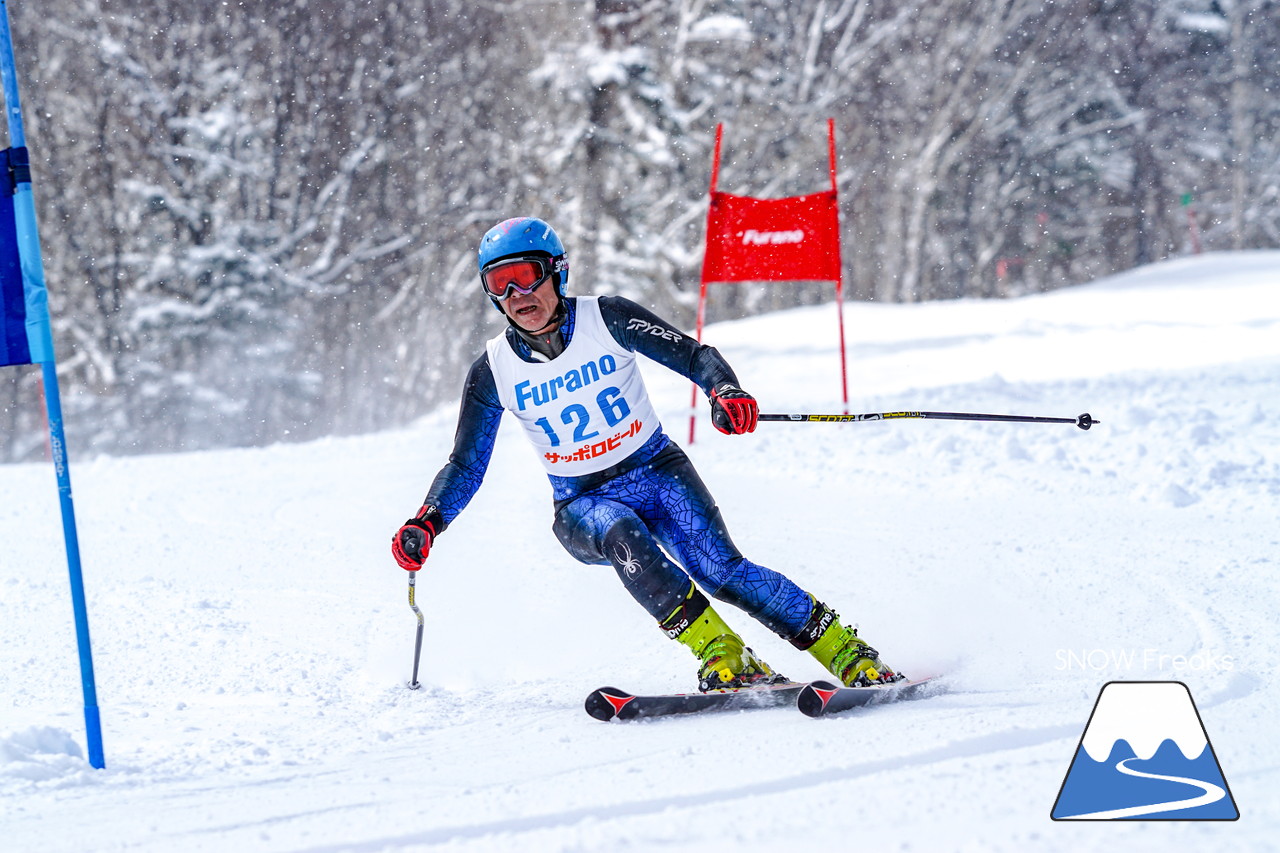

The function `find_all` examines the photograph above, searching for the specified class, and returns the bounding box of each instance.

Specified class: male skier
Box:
[392,217,900,691]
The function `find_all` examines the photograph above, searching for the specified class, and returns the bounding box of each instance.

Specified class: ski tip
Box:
[584,686,636,722]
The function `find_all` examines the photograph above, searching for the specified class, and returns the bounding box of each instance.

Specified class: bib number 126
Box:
[533,386,630,447]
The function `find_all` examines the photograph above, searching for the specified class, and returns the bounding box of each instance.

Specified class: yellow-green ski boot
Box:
[661,586,787,692]
[792,599,903,686]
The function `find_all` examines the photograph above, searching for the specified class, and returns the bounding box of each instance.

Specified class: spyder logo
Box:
[613,542,643,577]
[626,318,682,342]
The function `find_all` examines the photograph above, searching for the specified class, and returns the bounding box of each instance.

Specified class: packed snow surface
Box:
[3,251,1278,851]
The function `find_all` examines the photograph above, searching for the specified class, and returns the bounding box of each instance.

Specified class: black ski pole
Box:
[759,411,1098,430]
[407,570,424,690]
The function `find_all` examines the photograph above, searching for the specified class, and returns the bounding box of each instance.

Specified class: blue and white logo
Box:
[1051,681,1239,820]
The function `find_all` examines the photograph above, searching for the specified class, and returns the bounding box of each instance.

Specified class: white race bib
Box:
[487,297,661,476]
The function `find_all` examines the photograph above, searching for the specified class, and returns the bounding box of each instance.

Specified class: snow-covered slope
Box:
[3,252,1278,851]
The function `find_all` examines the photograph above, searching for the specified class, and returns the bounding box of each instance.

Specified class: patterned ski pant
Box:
[551,441,813,638]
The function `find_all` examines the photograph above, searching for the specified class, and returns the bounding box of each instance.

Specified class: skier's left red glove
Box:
[709,383,759,435]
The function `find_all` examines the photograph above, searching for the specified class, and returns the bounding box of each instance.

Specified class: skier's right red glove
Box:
[709,383,759,435]
[392,505,441,571]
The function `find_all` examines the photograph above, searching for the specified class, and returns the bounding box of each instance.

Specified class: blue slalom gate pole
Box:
[0,1,104,769]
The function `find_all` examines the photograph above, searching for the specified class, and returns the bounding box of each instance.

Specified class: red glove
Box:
[709,384,758,435]
[392,505,441,571]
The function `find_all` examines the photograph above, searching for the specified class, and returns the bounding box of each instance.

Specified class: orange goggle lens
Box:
[481,259,551,300]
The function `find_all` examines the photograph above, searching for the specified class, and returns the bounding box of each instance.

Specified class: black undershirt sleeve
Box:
[597,295,740,395]
[422,354,504,526]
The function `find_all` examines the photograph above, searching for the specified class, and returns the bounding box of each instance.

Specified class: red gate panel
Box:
[702,189,841,284]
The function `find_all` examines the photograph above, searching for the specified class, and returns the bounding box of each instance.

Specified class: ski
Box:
[585,682,805,721]
[796,675,941,717]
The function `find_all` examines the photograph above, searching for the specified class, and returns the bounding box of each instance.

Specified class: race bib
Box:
[487,297,661,476]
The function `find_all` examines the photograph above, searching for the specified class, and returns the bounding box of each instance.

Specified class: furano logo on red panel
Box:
[740,229,804,245]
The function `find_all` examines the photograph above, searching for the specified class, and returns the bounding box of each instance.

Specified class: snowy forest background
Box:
[1,0,1277,461]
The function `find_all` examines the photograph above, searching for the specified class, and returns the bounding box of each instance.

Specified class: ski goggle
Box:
[479,255,566,301]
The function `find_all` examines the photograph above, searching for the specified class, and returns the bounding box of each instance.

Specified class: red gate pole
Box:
[828,119,849,413]
[689,123,724,444]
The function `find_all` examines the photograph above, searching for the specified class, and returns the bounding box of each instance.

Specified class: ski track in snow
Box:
[2,252,1279,852]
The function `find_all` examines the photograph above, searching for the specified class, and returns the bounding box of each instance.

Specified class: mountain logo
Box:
[1051,681,1239,820]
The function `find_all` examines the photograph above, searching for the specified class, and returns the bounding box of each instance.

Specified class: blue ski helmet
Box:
[477,217,569,311]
